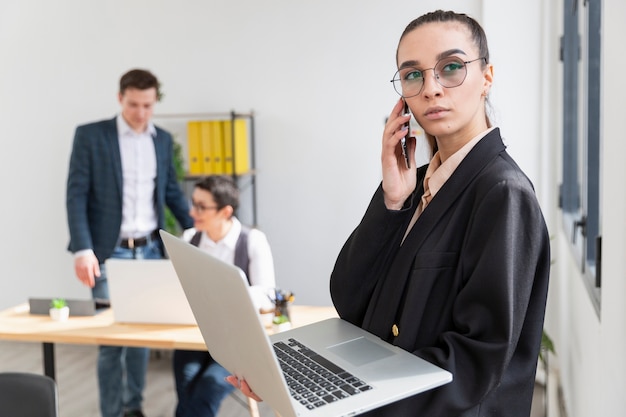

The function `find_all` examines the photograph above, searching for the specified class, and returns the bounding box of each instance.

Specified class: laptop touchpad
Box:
[328,337,394,367]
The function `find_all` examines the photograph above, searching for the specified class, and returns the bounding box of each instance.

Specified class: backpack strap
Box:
[190,231,202,247]
[234,226,251,284]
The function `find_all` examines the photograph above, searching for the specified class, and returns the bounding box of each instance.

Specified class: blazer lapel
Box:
[405,128,506,252]
[105,118,123,199]
[152,130,165,181]
[362,128,506,340]
[152,129,166,207]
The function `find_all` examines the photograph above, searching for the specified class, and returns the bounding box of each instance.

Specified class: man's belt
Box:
[119,230,159,249]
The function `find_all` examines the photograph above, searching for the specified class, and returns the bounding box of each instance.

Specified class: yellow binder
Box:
[210,120,224,174]
[199,121,213,174]
[199,120,226,174]
[222,119,249,174]
[187,121,203,175]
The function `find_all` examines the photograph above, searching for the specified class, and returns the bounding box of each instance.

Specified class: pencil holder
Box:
[272,288,294,332]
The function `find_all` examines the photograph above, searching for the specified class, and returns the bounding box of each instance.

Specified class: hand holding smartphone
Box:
[401,100,411,169]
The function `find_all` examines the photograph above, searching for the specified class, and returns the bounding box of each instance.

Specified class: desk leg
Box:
[247,397,260,417]
[42,342,56,380]
[246,397,282,417]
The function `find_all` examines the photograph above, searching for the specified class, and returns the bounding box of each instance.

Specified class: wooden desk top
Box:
[0,303,338,351]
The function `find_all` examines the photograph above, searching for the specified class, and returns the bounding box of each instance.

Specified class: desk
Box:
[0,303,338,377]
[0,303,338,416]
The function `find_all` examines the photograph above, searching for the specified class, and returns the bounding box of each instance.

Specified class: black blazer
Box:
[66,117,193,262]
[330,129,550,416]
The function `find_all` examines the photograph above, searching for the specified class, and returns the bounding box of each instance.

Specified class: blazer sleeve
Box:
[406,169,551,414]
[66,125,94,252]
[66,120,124,260]
[330,183,417,326]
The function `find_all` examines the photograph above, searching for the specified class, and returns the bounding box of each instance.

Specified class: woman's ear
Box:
[482,64,494,96]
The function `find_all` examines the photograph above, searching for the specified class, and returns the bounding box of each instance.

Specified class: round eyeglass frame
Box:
[390,56,487,98]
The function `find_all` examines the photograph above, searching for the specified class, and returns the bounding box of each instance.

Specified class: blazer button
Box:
[392,324,399,337]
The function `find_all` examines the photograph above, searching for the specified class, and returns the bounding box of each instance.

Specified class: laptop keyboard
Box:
[273,338,373,410]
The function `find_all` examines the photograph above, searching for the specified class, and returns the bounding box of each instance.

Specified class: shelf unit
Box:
[153,110,257,226]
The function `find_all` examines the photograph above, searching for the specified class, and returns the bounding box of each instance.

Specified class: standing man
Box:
[66,68,193,417]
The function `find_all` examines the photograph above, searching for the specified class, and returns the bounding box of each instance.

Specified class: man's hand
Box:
[74,253,100,288]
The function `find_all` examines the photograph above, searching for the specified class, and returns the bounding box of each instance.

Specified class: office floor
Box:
[0,340,549,417]
[0,340,275,417]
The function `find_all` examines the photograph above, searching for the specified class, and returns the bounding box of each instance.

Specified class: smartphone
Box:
[401,101,411,169]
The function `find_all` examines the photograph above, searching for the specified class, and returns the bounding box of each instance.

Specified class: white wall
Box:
[554,0,626,415]
[544,0,626,415]
[599,2,626,406]
[598,3,626,413]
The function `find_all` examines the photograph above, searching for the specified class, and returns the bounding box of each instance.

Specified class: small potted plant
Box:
[49,298,70,321]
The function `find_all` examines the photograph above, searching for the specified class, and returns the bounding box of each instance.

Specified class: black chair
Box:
[0,372,59,417]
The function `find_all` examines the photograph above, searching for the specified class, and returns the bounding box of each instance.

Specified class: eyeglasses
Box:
[390,56,487,98]
[191,201,220,214]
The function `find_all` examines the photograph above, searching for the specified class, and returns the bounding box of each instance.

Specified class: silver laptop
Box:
[160,230,452,417]
[105,258,196,325]
[28,298,109,316]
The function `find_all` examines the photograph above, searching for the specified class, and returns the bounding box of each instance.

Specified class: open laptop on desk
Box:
[28,298,109,316]
[105,258,196,325]
[160,229,452,417]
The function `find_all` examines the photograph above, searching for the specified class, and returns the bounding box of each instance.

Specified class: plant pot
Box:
[272,314,292,333]
[49,306,69,321]
[272,321,292,333]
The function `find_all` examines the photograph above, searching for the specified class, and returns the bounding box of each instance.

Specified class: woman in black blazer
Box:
[330,10,550,417]
[229,10,550,416]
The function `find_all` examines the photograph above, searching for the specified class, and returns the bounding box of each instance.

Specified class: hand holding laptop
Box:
[225,376,262,402]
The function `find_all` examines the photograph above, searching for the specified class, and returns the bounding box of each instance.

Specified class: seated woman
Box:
[173,175,276,417]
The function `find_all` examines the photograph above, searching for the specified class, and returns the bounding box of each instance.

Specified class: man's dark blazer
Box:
[66,117,193,263]
[330,129,550,416]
